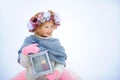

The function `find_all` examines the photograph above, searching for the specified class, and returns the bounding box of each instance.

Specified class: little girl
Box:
[18,10,67,80]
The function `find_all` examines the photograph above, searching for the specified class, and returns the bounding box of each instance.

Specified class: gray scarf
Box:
[18,35,67,66]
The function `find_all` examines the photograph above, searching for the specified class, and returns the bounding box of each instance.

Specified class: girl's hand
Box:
[22,43,40,55]
[46,71,59,80]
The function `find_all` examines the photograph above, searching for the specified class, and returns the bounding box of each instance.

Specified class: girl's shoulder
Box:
[24,35,34,39]
[23,35,36,42]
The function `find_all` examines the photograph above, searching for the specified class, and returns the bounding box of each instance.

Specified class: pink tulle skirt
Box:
[11,68,81,80]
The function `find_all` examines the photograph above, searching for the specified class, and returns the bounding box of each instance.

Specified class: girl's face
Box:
[34,21,55,37]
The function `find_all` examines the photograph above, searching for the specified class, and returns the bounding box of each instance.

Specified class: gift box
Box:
[29,50,53,78]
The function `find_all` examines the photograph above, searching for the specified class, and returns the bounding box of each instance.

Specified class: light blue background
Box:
[0,0,120,80]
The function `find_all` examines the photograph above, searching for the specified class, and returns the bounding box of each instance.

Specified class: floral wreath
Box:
[27,10,61,32]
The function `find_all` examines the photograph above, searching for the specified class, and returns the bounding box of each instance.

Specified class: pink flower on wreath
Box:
[37,13,43,20]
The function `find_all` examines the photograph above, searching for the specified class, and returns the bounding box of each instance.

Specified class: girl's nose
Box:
[50,29,53,33]
[50,27,54,31]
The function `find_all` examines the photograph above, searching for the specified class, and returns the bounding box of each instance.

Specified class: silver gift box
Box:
[29,50,53,78]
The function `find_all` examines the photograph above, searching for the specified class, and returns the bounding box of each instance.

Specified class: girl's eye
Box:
[45,26,49,28]
[51,26,54,28]
[45,26,54,28]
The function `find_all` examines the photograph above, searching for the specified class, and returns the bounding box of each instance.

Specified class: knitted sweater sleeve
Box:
[18,35,35,63]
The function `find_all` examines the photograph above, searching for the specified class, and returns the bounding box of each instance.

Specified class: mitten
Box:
[22,43,40,55]
[46,71,59,80]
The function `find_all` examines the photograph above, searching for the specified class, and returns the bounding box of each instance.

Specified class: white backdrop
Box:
[0,0,120,80]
